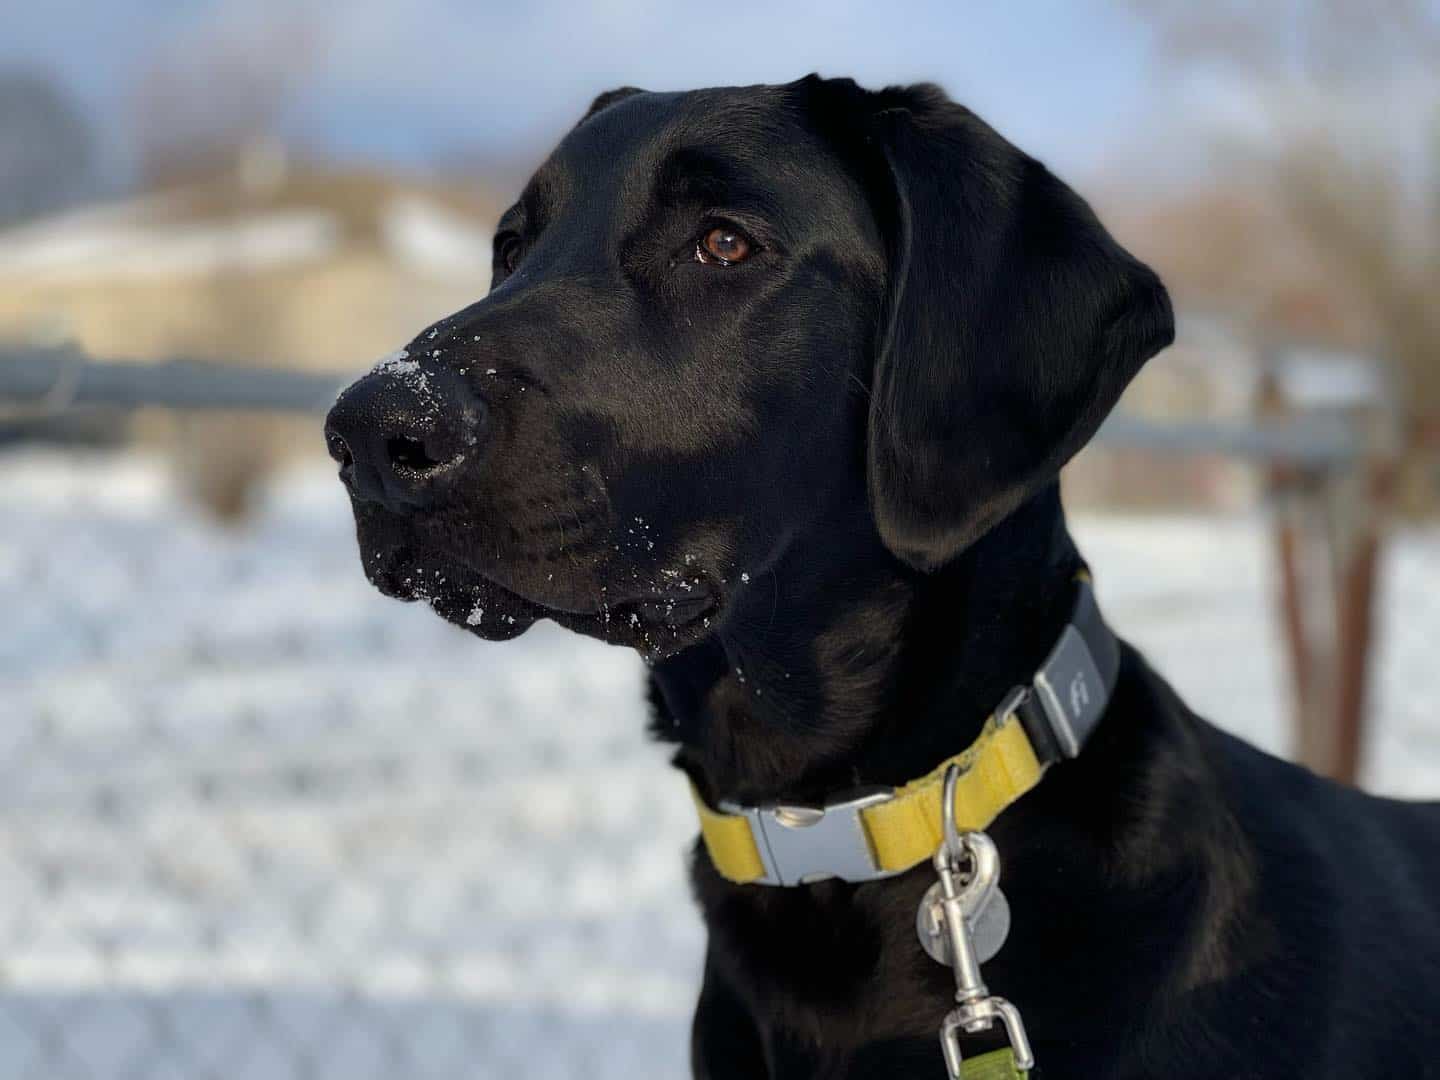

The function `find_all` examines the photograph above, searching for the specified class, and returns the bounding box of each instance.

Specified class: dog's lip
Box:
[363,536,721,652]
[528,583,720,629]
[610,588,719,628]
[372,547,718,621]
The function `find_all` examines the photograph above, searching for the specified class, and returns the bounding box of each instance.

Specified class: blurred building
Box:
[1067,183,1402,513]
[0,146,502,515]
[0,145,500,366]
[1112,189,1385,351]
[1064,308,1261,511]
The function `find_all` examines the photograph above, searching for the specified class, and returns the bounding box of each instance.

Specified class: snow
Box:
[380,197,494,278]
[364,347,439,415]
[0,188,495,287]
[370,348,417,377]
[1,447,1437,1077]
[0,210,340,282]
[1268,346,1391,410]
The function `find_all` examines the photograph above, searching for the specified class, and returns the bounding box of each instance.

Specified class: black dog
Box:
[325,77,1440,1078]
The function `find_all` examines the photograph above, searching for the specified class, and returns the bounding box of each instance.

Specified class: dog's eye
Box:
[497,235,522,274]
[697,226,753,266]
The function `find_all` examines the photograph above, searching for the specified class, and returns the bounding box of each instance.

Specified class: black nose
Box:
[324,358,484,513]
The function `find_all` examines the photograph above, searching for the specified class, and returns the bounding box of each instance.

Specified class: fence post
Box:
[1259,351,1396,785]
[1325,459,1391,785]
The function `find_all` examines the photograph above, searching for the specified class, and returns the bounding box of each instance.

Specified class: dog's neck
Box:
[657,486,1258,1058]
[653,484,1085,805]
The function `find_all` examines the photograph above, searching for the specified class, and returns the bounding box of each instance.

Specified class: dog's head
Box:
[325,78,1172,658]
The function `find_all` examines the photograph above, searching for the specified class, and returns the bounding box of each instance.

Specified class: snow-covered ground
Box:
[2,448,1438,1079]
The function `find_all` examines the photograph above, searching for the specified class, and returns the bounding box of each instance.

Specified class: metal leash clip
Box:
[918,764,1035,1079]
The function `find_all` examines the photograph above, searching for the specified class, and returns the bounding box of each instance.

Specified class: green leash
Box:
[960,1047,1028,1079]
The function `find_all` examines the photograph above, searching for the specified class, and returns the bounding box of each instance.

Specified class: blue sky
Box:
[5,0,1171,187]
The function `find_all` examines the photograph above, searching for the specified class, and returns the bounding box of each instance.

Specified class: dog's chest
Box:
[698,868,951,1047]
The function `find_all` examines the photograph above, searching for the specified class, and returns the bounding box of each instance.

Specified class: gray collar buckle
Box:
[720,787,901,886]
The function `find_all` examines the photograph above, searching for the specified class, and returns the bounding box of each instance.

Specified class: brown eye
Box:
[699,226,752,265]
[498,236,521,273]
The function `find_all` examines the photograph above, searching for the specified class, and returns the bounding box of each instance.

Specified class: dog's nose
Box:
[324,363,483,513]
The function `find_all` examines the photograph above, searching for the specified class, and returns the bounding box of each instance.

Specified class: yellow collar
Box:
[690,577,1117,887]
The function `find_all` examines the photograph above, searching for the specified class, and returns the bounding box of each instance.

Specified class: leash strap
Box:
[960,1048,1028,1079]
[692,577,1118,886]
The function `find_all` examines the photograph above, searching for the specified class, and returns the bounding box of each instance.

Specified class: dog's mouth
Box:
[596,588,723,651]
[621,590,717,628]
[365,542,722,656]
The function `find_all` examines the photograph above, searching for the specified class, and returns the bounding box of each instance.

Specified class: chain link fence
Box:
[2,450,701,1079]
[2,399,1438,1077]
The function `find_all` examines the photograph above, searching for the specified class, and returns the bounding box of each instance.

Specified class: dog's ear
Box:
[856,85,1174,570]
[578,86,646,125]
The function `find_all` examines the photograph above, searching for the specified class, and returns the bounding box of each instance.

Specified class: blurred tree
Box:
[0,70,98,226]
[130,14,322,186]
[1131,1,1439,783]
[1131,0,1440,509]
[126,13,328,521]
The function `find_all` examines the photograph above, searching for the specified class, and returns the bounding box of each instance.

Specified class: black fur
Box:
[327,77,1440,1078]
